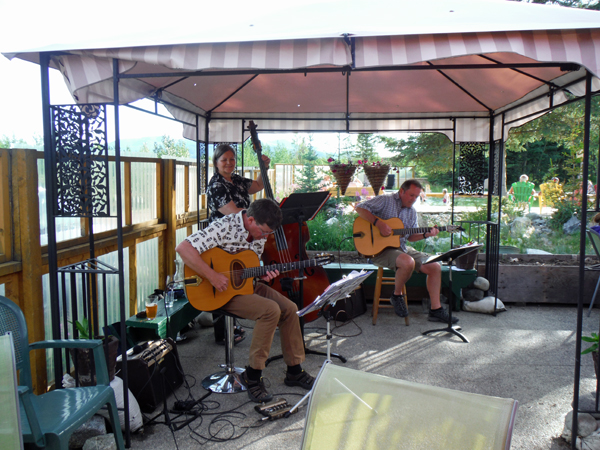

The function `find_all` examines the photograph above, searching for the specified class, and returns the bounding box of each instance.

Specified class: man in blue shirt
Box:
[355,179,458,324]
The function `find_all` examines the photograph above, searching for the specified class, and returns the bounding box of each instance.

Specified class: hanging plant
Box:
[328,157,358,196]
[362,160,391,196]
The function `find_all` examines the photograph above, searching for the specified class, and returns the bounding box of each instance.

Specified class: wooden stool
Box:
[372,266,409,326]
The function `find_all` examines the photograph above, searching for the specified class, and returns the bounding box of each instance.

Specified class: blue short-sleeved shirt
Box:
[357,192,418,252]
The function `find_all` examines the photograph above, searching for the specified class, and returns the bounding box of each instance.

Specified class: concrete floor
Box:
[123,302,599,450]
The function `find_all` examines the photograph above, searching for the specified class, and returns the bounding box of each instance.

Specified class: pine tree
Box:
[294,135,326,193]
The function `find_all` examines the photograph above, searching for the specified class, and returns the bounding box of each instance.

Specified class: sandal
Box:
[284,370,315,390]
[234,325,246,338]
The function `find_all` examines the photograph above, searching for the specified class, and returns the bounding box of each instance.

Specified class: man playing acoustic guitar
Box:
[355,179,458,324]
[176,198,315,402]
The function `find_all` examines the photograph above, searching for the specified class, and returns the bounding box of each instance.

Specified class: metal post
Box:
[39,52,64,385]
[112,58,131,447]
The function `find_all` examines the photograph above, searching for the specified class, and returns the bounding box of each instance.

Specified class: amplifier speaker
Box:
[327,285,367,322]
[116,337,184,413]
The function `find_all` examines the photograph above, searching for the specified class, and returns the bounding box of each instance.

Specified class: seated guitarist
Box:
[355,179,458,324]
[175,198,314,402]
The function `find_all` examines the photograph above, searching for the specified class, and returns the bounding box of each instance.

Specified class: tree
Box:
[153,135,190,158]
[505,97,600,189]
[379,133,454,187]
[0,134,30,149]
[293,135,327,193]
[353,133,378,162]
[518,0,600,10]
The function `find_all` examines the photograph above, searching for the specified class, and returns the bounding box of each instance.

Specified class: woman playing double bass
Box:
[206,144,271,345]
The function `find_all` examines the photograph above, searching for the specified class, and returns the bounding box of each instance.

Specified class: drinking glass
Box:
[145,295,158,319]
[165,290,175,308]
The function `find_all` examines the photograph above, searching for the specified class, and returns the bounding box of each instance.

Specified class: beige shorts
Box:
[370,247,430,272]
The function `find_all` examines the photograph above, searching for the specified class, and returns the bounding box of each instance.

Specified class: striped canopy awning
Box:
[4,0,600,142]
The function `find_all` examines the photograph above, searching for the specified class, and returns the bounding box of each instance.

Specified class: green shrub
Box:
[548,199,578,230]
[306,208,357,251]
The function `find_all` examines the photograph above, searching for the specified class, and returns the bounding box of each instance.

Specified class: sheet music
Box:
[297,270,373,317]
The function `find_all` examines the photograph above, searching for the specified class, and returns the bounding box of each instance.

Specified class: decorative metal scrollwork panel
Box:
[52,104,110,217]
[198,141,207,194]
[492,140,502,196]
[457,142,487,195]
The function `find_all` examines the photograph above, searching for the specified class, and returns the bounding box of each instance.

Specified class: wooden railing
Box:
[0,148,205,392]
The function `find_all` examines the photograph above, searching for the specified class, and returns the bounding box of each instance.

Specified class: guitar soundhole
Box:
[231,260,246,290]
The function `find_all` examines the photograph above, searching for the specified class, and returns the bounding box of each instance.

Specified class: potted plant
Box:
[582,332,599,378]
[70,317,119,386]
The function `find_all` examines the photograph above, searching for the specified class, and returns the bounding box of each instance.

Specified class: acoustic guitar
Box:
[353,216,463,257]
[184,247,334,311]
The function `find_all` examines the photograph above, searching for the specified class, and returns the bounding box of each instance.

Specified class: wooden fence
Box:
[0,148,205,392]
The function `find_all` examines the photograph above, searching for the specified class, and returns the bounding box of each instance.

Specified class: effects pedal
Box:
[254,398,296,421]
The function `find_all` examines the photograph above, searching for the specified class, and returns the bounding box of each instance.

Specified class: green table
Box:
[324,263,478,311]
[126,296,199,343]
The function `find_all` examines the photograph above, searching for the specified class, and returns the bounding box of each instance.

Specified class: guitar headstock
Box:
[447,225,465,233]
[315,253,335,265]
[248,121,262,155]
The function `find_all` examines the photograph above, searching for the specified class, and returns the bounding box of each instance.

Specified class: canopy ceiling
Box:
[4,0,600,143]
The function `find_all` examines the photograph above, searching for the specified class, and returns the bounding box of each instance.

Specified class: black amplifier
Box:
[116,338,184,413]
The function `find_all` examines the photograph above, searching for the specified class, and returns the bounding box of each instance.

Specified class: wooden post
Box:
[11,148,46,392]
[162,159,177,288]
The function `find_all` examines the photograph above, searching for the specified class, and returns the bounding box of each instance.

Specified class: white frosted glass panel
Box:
[176,164,186,215]
[132,162,157,223]
[189,164,198,211]
[136,237,159,312]
[176,227,189,247]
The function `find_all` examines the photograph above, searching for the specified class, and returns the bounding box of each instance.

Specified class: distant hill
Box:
[110,136,196,156]
[111,134,340,158]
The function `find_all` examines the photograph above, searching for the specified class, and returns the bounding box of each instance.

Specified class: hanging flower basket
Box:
[329,163,357,196]
[363,164,390,196]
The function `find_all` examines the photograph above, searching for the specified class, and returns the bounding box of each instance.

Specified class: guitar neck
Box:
[393,226,448,236]
[242,258,322,280]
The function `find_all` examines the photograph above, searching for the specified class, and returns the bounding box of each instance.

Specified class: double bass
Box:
[248,121,331,322]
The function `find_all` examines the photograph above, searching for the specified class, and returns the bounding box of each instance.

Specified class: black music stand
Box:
[265,191,334,365]
[287,270,373,416]
[421,244,482,343]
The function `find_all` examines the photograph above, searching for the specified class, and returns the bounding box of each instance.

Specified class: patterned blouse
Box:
[206,172,254,222]
[357,192,418,252]
[185,210,266,257]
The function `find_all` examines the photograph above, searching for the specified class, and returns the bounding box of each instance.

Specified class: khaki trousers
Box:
[221,282,305,370]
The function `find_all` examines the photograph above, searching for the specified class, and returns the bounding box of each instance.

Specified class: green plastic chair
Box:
[510,181,536,211]
[0,295,124,450]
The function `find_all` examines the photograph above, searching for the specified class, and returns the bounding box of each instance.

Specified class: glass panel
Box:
[176,163,186,215]
[189,164,198,212]
[132,162,157,224]
[136,237,159,312]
